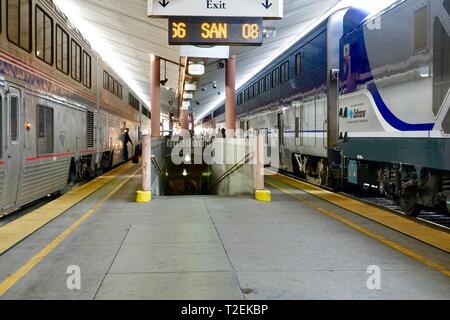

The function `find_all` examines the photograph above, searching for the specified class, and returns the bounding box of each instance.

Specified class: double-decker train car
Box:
[212,0,450,216]
[0,0,149,216]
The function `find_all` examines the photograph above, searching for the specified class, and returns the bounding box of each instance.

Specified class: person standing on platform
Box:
[122,128,133,161]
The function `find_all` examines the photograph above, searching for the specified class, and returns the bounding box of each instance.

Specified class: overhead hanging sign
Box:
[169,17,263,46]
[148,0,283,19]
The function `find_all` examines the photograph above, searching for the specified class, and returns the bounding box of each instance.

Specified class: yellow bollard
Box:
[136,190,152,203]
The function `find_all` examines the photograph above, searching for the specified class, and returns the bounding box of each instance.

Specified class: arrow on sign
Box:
[159,0,169,8]
[262,0,273,9]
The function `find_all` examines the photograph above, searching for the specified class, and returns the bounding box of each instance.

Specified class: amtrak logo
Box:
[349,108,367,119]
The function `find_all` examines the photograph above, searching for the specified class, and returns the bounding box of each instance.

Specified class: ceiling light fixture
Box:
[188,62,205,76]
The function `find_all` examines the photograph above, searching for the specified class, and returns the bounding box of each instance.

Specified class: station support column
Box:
[137,133,152,203]
[137,54,161,203]
[151,54,161,138]
[180,107,189,133]
[254,133,271,202]
[225,55,236,135]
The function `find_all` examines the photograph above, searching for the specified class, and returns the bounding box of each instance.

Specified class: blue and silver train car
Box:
[338,0,450,215]
[213,0,450,215]
[0,0,148,216]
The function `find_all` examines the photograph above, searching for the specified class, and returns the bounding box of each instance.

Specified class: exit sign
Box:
[169,17,263,46]
[149,0,284,19]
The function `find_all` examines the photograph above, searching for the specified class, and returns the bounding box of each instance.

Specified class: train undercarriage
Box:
[290,153,450,217]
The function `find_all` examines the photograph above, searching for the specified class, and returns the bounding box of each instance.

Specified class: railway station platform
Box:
[0,162,449,300]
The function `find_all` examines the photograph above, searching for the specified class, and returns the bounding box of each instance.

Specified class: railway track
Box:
[277,169,450,231]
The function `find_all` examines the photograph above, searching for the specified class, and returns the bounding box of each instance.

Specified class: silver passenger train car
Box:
[213,0,450,216]
[0,0,149,216]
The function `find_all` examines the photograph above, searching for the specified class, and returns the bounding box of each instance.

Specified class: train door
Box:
[2,87,23,210]
[277,113,284,166]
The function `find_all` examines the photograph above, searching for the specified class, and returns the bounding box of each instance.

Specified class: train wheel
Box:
[399,190,422,217]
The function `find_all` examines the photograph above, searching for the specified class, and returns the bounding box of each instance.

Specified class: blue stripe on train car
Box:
[340,7,435,132]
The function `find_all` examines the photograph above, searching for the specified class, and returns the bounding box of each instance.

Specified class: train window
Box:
[7,0,32,52]
[35,6,53,65]
[281,61,289,83]
[118,84,123,99]
[56,25,69,74]
[272,68,280,87]
[265,73,272,91]
[36,106,54,155]
[129,93,139,110]
[114,80,118,96]
[295,117,299,139]
[82,51,91,88]
[238,93,243,105]
[109,75,114,93]
[103,71,109,90]
[253,82,259,97]
[296,54,302,76]
[259,78,265,94]
[244,88,250,102]
[414,6,428,52]
[249,85,254,99]
[71,40,82,82]
[142,107,150,119]
[10,95,18,142]
[432,19,450,116]
[86,111,94,149]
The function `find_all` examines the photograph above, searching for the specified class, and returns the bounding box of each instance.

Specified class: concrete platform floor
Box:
[0,165,449,300]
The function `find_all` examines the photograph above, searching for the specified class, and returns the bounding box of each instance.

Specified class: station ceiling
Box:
[54,0,396,122]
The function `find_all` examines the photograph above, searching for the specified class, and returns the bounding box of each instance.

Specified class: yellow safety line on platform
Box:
[0,167,141,296]
[267,171,450,253]
[266,180,450,278]
[0,162,135,255]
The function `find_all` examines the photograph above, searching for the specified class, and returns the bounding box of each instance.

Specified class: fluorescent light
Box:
[188,63,205,76]
[182,101,191,108]
[184,83,197,91]
[183,93,194,100]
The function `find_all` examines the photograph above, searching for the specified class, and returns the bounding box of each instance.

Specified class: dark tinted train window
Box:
[272,68,280,87]
[296,53,302,76]
[109,75,114,93]
[253,82,259,96]
[445,0,450,16]
[265,73,272,91]
[249,85,254,99]
[259,78,265,93]
[7,0,32,52]
[433,19,450,116]
[244,88,249,102]
[71,40,82,82]
[35,6,53,65]
[86,111,94,148]
[118,84,123,99]
[142,107,150,119]
[281,61,289,83]
[56,25,69,74]
[295,117,299,139]
[37,106,54,155]
[103,71,109,90]
[129,93,139,110]
[10,95,18,142]
[82,51,91,88]
[414,6,428,52]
